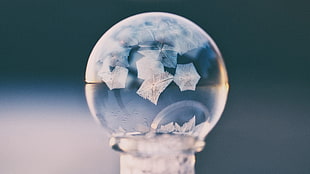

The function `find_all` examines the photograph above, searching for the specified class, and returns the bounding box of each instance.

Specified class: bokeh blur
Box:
[0,0,309,173]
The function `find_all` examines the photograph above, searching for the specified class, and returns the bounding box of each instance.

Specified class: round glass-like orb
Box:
[85,12,228,142]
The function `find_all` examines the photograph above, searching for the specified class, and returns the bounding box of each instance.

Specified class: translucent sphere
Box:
[85,12,229,142]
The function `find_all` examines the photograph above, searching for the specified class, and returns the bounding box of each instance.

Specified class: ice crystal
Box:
[99,66,128,90]
[114,27,140,47]
[97,41,131,68]
[157,116,196,134]
[172,30,206,55]
[107,49,130,68]
[136,72,173,105]
[138,49,161,61]
[94,15,208,104]
[174,63,201,91]
[138,43,177,68]
[136,57,164,80]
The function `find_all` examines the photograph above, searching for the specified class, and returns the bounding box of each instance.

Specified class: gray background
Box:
[0,0,309,173]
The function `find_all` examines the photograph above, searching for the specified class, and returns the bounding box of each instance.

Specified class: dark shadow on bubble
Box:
[164,67,176,75]
[177,43,217,79]
[113,89,127,111]
[128,47,142,74]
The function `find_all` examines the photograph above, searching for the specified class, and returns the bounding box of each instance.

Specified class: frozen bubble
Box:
[174,63,201,91]
[85,12,228,140]
[136,72,173,105]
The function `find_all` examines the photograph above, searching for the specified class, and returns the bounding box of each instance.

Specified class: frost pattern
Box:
[121,153,195,174]
[157,116,195,134]
[98,42,131,68]
[138,49,161,60]
[112,16,206,54]
[136,72,173,105]
[138,43,178,68]
[156,116,206,137]
[173,32,205,55]
[99,66,128,90]
[95,15,207,104]
[136,58,164,80]
[107,49,130,68]
[174,63,201,91]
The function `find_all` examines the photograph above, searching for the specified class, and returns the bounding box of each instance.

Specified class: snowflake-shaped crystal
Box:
[136,72,173,105]
[174,63,201,91]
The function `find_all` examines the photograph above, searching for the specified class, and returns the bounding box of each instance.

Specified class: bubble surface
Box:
[85,12,228,140]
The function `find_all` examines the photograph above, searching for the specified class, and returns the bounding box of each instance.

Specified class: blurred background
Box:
[0,0,309,173]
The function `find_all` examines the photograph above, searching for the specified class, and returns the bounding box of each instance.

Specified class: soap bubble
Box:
[85,12,229,142]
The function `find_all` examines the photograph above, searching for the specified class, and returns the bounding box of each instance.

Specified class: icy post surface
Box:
[120,153,195,174]
[112,133,205,174]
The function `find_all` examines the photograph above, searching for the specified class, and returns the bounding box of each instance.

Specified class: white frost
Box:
[174,63,201,91]
[138,49,161,60]
[157,116,197,134]
[99,66,128,90]
[136,72,173,105]
[138,44,178,68]
[98,41,131,68]
[107,49,130,67]
[136,58,164,80]
[172,30,206,55]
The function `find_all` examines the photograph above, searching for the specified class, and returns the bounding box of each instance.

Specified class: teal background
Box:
[0,0,309,173]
